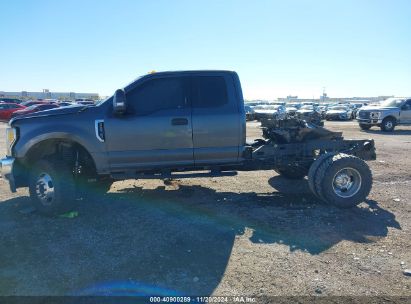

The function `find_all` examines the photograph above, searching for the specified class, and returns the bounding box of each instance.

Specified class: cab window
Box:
[191,76,228,108]
[403,99,411,110]
[127,77,187,115]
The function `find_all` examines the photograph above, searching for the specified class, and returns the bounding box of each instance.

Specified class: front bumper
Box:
[326,114,348,120]
[0,157,16,192]
[356,118,382,125]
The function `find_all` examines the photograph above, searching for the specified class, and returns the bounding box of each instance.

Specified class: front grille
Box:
[358,111,370,119]
[327,114,340,118]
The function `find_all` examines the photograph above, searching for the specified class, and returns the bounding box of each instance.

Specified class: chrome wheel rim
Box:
[385,121,393,129]
[332,167,362,198]
[35,172,55,206]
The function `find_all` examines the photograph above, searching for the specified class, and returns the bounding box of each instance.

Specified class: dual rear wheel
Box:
[307,153,372,208]
[275,153,373,208]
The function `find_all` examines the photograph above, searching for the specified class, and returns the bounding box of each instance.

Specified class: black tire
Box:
[314,153,372,208]
[359,124,371,130]
[380,117,396,132]
[308,153,336,198]
[29,159,76,216]
[275,166,308,179]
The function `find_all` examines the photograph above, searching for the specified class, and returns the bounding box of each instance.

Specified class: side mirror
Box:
[113,89,127,115]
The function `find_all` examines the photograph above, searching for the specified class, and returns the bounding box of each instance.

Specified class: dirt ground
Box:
[0,120,410,297]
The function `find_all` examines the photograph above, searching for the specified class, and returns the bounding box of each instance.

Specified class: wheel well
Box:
[24,139,97,175]
[382,116,397,123]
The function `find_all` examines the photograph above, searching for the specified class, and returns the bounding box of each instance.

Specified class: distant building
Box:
[0,91,99,100]
[286,95,299,101]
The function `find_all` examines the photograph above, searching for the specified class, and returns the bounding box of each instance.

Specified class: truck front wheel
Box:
[380,117,396,132]
[313,153,372,208]
[29,159,76,216]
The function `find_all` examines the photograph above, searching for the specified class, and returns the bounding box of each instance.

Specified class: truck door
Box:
[400,99,411,123]
[104,76,193,171]
[190,74,242,165]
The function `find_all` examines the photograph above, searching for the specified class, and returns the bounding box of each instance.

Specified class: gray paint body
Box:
[10,70,246,175]
[357,99,411,126]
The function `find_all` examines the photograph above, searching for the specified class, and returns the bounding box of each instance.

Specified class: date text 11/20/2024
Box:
[149,296,256,303]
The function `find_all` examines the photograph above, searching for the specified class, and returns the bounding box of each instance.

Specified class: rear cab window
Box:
[191,76,228,108]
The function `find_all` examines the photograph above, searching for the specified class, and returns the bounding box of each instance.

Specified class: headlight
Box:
[370,112,381,119]
[6,127,17,156]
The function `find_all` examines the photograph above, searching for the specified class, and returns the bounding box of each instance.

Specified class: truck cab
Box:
[105,71,245,172]
[357,97,411,131]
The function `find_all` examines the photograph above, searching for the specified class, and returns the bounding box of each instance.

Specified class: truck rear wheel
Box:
[275,166,308,179]
[380,117,396,132]
[29,159,76,216]
[313,153,372,208]
[308,153,335,198]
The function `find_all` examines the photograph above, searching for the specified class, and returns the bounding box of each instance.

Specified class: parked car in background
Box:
[296,105,324,126]
[350,103,364,118]
[253,104,287,120]
[357,97,411,131]
[75,98,95,105]
[285,104,299,117]
[0,103,26,121]
[302,102,315,106]
[20,100,49,107]
[58,102,75,107]
[271,102,286,106]
[0,98,23,104]
[11,103,60,119]
[325,106,353,121]
[244,105,255,121]
[43,99,59,104]
[317,105,328,118]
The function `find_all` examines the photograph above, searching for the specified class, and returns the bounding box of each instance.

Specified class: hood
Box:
[10,105,89,123]
[360,106,399,111]
[327,110,347,114]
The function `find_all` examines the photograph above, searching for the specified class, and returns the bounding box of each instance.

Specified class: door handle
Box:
[171,118,188,125]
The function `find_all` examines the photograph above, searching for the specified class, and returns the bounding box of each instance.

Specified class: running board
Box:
[110,170,238,180]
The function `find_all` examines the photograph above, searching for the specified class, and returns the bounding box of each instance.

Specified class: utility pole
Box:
[322,87,327,103]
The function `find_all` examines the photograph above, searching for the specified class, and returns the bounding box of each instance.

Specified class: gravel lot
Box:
[0,120,410,296]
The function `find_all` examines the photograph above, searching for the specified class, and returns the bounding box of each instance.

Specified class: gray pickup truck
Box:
[1,70,377,215]
[357,97,411,131]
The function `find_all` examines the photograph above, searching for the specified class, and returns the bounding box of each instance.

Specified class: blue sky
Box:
[1,0,410,99]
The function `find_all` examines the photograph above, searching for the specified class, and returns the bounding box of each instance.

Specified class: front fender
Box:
[13,121,110,174]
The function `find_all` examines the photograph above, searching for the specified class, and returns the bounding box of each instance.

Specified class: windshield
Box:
[380,98,404,107]
[95,96,111,106]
